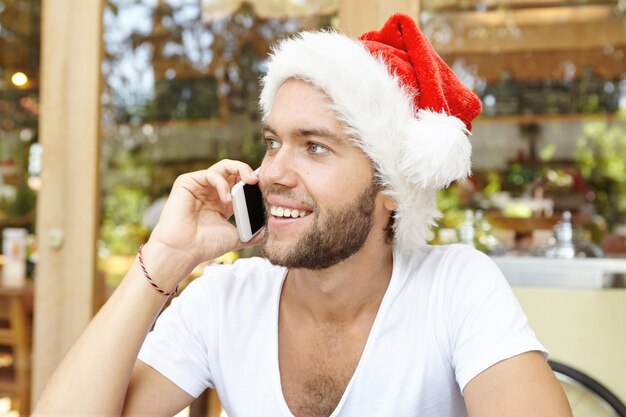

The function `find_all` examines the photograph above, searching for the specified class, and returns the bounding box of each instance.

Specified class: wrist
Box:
[138,240,198,293]
[138,245,179,296]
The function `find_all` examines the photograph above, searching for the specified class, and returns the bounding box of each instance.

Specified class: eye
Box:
[308,142,329,155]
[264,137,281,151]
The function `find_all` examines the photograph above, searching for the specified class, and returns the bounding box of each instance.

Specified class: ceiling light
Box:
[11,72,28,87]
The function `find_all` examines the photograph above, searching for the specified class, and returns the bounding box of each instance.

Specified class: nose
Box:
[259,147,298,189]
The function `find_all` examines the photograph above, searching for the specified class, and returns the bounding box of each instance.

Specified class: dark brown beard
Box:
[261,183,378,270]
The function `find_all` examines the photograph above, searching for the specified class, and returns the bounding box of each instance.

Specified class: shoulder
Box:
[396,244,512,317]
[423,243,494,264]
[432,244,502,279]
[399,244,502,284]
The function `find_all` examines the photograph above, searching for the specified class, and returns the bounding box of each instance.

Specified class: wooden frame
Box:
[339,0,419,37]
[33,0,104,405]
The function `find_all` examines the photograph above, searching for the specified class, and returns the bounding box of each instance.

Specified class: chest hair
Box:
[280,324,365,417]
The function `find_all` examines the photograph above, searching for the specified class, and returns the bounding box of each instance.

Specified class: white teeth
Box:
[270,205,310,218]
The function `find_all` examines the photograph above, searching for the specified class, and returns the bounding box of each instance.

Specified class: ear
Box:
[382,194,397,212]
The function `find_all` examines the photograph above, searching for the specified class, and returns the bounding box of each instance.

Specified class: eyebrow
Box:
[262,124,344,145]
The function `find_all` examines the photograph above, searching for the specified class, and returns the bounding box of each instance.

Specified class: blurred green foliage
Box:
[100,185,150,256]
[575,120,626,229]
[436,184,466,231]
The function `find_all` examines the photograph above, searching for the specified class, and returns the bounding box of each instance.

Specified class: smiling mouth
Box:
[269,205,312,219]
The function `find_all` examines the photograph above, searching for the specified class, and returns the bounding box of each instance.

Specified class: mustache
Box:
[263,185,317,209]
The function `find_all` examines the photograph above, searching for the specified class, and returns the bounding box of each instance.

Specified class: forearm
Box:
[33,242,193,415]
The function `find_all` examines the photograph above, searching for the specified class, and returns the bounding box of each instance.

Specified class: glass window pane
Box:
[0,0,41,269]
[98,1,337,295]
[421,1,626,255]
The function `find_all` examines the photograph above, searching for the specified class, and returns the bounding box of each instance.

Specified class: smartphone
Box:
[231,169,266,242]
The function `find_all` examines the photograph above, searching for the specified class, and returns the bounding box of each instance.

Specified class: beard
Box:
[261,182,378,270]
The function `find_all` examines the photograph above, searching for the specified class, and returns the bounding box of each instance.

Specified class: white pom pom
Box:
[398,110,472,189]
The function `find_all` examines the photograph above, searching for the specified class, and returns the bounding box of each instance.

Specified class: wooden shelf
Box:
[486,213,560,233]
[486,212,592,233]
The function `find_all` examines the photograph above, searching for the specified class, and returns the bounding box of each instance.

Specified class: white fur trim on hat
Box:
[259,31,472,252]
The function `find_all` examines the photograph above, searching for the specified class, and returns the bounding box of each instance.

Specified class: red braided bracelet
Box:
[137,244,179,297]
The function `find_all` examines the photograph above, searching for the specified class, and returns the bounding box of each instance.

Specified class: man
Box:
[34,14,571,417]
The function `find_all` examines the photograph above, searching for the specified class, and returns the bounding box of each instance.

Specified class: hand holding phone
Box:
[232,169,266,242]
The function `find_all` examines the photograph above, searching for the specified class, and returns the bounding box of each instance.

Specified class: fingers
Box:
[207,160,259,203]
[212,159,259,186]
[181,160,259,204]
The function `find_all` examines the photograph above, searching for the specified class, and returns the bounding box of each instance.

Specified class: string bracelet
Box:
[137,244,179,297]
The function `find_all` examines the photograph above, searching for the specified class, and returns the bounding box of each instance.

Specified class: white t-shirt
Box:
[138,244,547,417]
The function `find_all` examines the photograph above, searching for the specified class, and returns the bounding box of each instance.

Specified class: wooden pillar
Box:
[338,0,420,37]
[33,0,103,405]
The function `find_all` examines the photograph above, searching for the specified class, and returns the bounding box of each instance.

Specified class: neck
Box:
[281,237,394,325]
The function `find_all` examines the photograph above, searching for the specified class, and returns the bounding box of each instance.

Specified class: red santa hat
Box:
[260,14,482,251]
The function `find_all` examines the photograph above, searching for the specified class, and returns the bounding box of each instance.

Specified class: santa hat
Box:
[259,14,482,252]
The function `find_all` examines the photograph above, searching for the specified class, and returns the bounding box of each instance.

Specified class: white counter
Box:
[492,256,626,288]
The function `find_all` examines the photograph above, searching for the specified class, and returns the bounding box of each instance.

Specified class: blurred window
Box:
[421,0,626,250]
[0,0,40,262]
[98,0,337,293]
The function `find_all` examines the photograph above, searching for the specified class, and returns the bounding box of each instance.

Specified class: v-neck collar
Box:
[271,250,405,417]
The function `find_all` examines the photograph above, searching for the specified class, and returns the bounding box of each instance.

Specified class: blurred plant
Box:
[481,171,501,198]
[100,184,150,256]
[436,184,466,229]
[575,120,626,229]
[543,169,574,191]
[504,162,537,191]
[9,181,36,217]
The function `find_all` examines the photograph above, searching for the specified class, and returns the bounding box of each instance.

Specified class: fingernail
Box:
[226,192,232,201]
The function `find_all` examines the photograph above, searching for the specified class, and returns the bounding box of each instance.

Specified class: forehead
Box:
[267,79,342,127]
[267,78,336,119]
